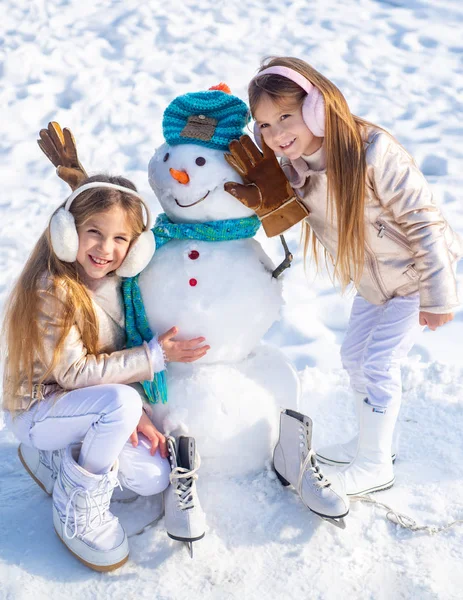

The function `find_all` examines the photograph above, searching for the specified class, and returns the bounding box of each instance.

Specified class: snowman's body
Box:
[141,141,299,476]
[140,237,281,363]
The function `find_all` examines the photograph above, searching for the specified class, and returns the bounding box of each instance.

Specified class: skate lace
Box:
[169,455,201,511]
[64,471,120,540]
[351,495,463,535]
[298,449,330,492]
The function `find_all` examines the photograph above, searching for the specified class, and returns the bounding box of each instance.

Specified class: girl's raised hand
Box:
[158,326,210,363]
[224,135,308,237]
[419,311,454,331]
[130,411,168,458]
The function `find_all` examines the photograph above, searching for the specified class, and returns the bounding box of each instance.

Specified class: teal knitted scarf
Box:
[123,213,261,404]
[153,213,260,249]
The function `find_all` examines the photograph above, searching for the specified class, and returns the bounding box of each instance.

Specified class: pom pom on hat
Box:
[208,83,231,94]
[163,84,250,151]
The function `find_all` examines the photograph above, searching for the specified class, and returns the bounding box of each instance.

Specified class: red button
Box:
[189,250,200,260]
[189,278,197,287]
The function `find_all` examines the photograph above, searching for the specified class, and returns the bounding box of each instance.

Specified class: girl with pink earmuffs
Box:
[225,56,462,520]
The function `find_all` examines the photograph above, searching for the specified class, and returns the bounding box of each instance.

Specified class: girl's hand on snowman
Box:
[37,122,88,191]
[130,411,168,458]
[224,135,308,237]
[158,326,210,363]
[419,311,453,331]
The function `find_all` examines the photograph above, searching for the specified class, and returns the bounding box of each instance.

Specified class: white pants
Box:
[6,383,171,496]
[340,293,422,408]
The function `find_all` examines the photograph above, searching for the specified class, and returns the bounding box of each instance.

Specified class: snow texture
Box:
[1,0,463,599]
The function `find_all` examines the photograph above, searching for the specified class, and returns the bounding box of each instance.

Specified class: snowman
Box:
[126,84,300,477]
[38,85,300,479]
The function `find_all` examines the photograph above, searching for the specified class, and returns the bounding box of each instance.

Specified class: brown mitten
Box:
[37,122,88,191]
[224,135,309,237]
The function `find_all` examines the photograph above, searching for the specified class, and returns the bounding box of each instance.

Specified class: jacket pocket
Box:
[374,219,411,251]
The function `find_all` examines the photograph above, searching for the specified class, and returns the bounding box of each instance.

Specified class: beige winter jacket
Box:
[5,273,154,413]
[282,126,462,312]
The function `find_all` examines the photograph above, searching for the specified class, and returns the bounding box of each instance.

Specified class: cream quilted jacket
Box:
[5,274,153,412]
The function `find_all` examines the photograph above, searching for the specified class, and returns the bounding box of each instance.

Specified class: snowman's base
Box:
[150,344,300,478]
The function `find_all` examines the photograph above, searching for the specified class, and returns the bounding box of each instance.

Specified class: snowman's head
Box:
[148,142,254,223]
[148,85,255,223]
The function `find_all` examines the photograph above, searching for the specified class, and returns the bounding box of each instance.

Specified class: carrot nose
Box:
[169,168,190,184]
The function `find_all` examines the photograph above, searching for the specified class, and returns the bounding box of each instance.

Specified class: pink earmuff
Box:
[251,65,325,150]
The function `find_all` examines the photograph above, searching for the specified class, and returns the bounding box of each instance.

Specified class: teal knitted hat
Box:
[163,84,250,151]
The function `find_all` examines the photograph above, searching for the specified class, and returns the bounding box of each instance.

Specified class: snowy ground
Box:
[1,0,463,599]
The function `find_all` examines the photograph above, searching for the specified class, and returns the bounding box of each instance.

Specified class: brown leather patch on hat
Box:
[181,115,217,141]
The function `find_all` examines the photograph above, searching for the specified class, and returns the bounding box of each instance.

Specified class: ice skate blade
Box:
[310,506,349,529]
[167,531,205,543]
[168,531,205,558]
[320,515,347,529]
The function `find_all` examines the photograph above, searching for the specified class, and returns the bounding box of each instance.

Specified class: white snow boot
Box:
[18,443,139,504]
[18,444,62,495]
[52,444,129,572]
[273,409,349,529]
[164,436,205,557]
[339,397,400,496]
[316,392,397,467]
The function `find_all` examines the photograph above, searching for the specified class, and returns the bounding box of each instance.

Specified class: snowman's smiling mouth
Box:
[175,190,210,208]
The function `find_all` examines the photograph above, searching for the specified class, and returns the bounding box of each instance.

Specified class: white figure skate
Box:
[273,409,349,529]
[164,436,205,557]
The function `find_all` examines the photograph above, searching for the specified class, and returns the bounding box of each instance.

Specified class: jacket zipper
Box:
[375,219,411,251]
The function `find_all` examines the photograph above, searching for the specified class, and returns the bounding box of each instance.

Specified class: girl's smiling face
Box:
[76,205,132,279]
[254,93,323,160]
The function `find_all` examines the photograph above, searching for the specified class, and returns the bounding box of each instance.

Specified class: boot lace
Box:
[296,424,330,492]
[298,449,331,491]
[169,455,201,511]
[351,495,463,535]
[64,470,120,540]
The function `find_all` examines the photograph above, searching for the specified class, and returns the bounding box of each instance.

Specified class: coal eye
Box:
[163,153,169,162]
[195,157,206,166]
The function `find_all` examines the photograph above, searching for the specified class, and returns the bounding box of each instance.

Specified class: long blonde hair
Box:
[249,56,374,288]
[2,174,145,411]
